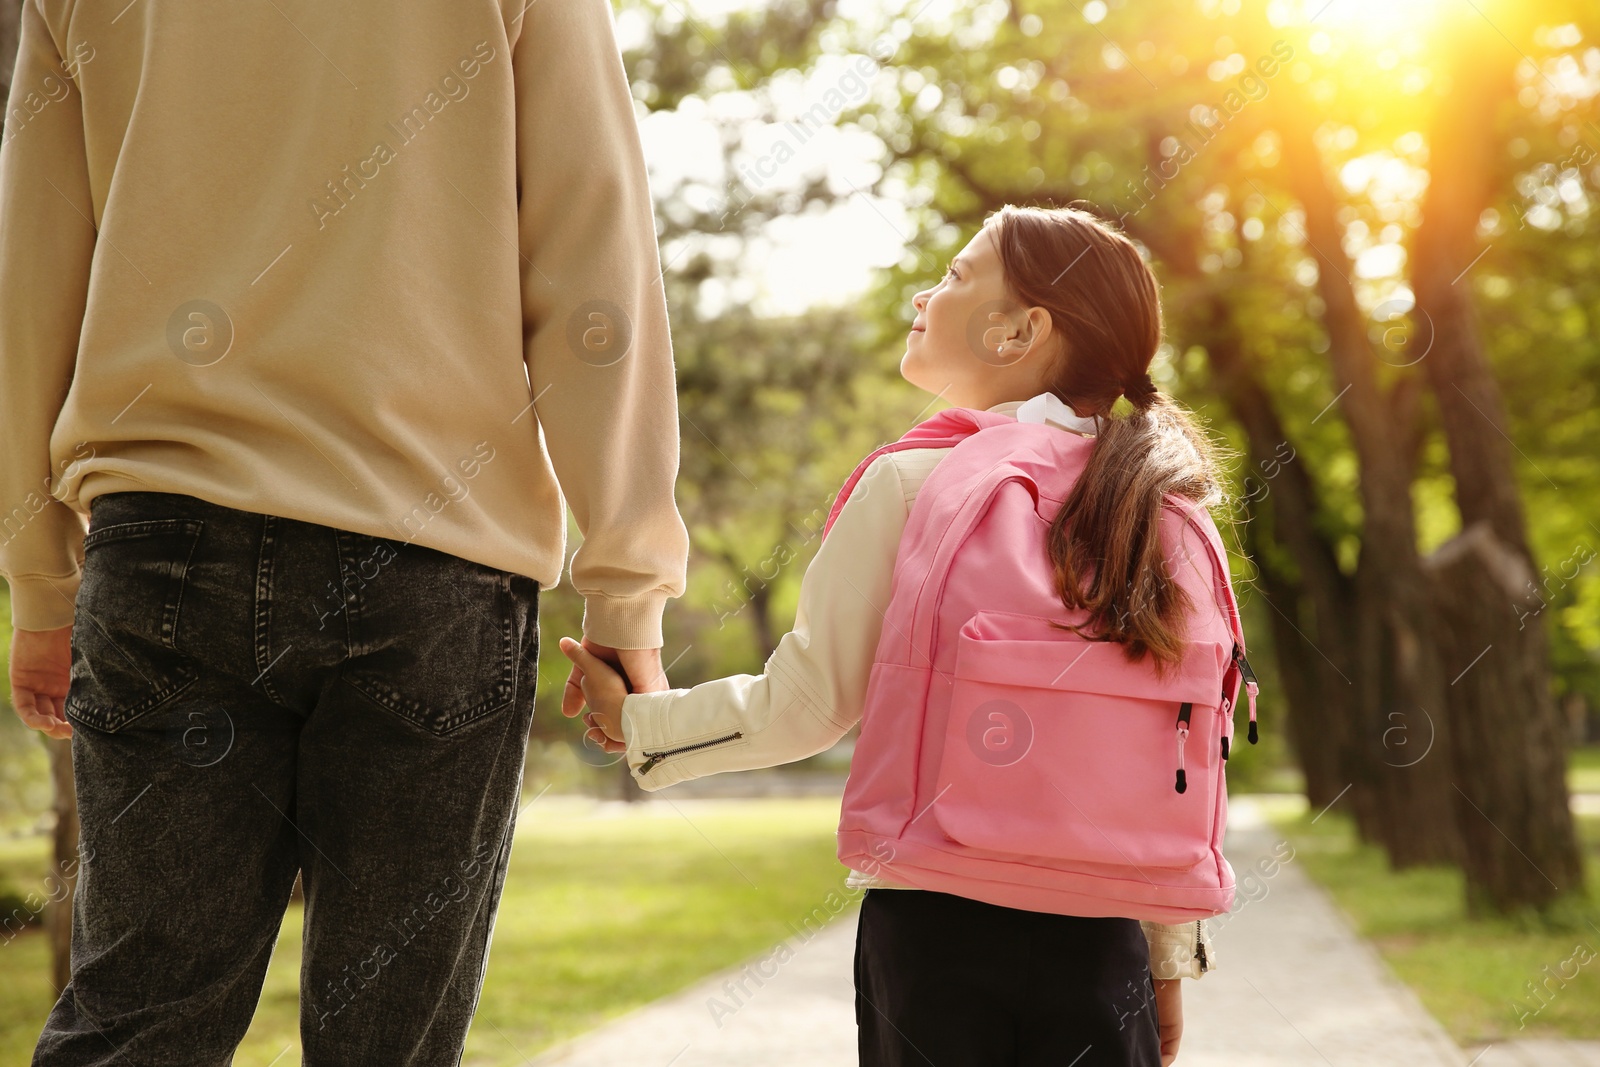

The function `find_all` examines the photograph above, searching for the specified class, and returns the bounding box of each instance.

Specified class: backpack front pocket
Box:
[929,612,1229,874]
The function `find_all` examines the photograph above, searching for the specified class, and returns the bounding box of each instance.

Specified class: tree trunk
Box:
[47,738,77,993]
[748,580,778,663]
[1426,528,1582,914]
[1277,109,1463,868]
[1251,532,1347,806]
[1409,35,1585,911]
[615,756,643,802]
[1200,300,1354,811]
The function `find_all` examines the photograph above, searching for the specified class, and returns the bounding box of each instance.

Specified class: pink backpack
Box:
[824,407,1257,924]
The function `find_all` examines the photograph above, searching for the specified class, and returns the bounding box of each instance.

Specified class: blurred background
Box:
[2,0,1599,1062]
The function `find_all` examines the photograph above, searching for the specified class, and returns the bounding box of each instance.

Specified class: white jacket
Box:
[619,393,1217,979]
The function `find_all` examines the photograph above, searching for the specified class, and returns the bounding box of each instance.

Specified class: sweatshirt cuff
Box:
[581,590,669,650]
[5,572,82,631]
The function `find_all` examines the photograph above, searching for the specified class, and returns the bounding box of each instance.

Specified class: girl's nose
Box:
[912,289,928,312]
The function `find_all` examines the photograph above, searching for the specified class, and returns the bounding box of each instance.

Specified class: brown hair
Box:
[987,203,1225,670]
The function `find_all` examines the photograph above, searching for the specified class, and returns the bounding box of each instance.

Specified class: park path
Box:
[521,794,1595,1067]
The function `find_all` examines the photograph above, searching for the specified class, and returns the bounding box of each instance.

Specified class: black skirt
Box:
[854,888,1163,1067]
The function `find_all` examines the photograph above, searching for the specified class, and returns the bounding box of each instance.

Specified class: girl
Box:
[559,203,1230,1067]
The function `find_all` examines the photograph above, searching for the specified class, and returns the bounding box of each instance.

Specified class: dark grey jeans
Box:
[33,490,541,1066]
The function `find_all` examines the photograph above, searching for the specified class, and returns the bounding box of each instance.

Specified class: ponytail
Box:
[987,203,1225,671]
[1047,393,1223,671]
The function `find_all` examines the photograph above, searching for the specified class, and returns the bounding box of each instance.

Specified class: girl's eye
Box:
[945,264,958,280]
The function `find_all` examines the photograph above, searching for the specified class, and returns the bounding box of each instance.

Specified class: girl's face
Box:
[902,225,1054,409]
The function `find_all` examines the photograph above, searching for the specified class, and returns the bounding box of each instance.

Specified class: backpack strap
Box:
[820,408,1015,541]
[1170,499,1257,742]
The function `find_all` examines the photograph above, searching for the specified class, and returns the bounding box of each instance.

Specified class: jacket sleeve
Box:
[0,0,96,632]
[1142,917,1215,979]
[509,0,689,650]
[620,452,909,788]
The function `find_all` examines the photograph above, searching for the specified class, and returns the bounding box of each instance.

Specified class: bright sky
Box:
[623,0,918,318]
[638,100,913,318]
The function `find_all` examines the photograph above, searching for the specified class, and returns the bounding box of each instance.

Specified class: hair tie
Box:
[1123,371,1158,408]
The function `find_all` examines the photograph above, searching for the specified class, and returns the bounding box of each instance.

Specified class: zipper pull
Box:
[1233,644,1260,744]
[1195,920,1208,974]
[1174,702,1191,793]
[639,752,667,776]
[1219,694,1232,761]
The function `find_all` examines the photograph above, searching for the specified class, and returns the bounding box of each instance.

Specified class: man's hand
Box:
[558,637,668,754]
[1154,977,1182,1066]
[9,625,73,740]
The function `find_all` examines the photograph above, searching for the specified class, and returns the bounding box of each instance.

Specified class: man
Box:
[0,0,688,1060]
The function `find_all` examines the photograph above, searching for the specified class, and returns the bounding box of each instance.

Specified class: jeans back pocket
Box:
[66,518,205,733]
[340,539,519,736]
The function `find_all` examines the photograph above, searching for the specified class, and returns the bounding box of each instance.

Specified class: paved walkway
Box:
[522,795,1577,1067]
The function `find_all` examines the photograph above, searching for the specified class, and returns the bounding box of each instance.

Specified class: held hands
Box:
[557,638,667,755]
[1154,978,1182,1066]
[8,625,73,740]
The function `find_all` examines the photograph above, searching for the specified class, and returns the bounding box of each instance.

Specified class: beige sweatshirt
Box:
[0,0,688,648]
[619,393,1219,979]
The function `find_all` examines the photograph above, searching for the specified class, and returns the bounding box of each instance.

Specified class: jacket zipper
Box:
[638,731,743,775]
[1194,920,1208,974]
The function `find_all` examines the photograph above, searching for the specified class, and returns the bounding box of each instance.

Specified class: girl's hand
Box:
[1153,977,1182,1065]
[557,637,629,753]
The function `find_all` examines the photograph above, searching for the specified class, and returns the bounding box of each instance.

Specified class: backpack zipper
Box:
[1231,642,1258,685]
[1194,920,1208,974]
[1173,703,1192,794]
[638,731,744,775]
[1231,643,1260,744]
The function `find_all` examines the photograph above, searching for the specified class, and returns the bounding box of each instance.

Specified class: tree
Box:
[1407,18,1585,912]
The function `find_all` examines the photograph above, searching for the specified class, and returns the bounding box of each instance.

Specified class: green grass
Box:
[0,795,850,1065]
[0,829,57,1067]
[1266,803,1600,1045]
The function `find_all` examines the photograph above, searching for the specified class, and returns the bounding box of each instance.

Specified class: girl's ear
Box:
[1020,305,1056,352]
[1005,308,1063,374]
